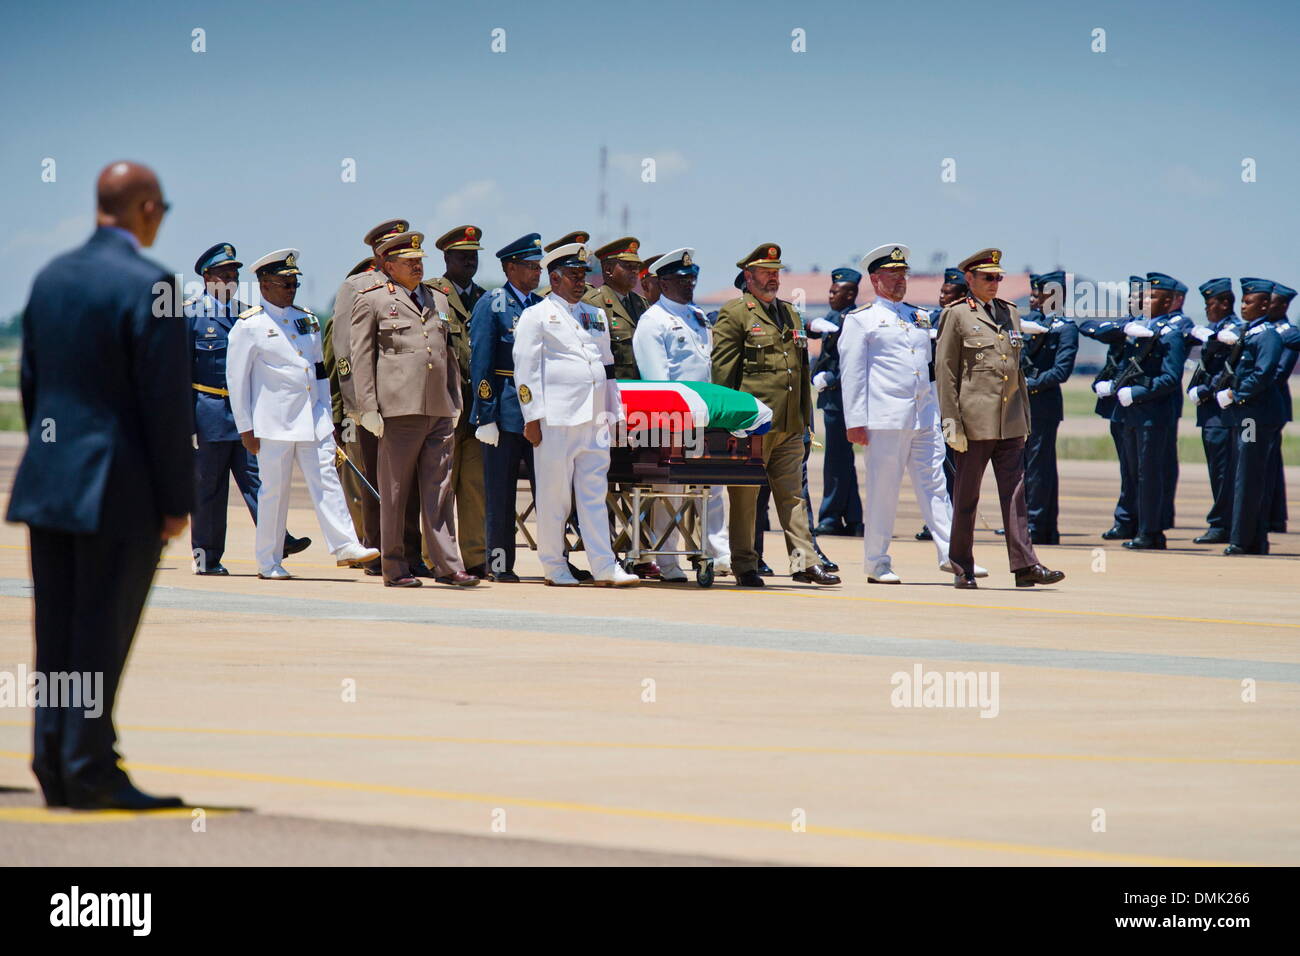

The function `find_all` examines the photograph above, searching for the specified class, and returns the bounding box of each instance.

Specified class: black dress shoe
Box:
[283,534,312,556]
[1101,525,1136,540]
[814,520,844,536]
[1223,544,1251,556]
[846,523,864,536]
[1013,564,1066,587]
[792,566,841,585]
[1123,534,1166,550]
[436,571,480,587]
[68,781,184,811]
[385,576,422,588]
[915,525,933,541]
[567,563,594,583]
[195,563,229,576]
[491,570,520,583]
[1193,529,1229,544]
[363,560,383,576]
[954,574,978,589]
[756,559,774,576]
[820,558,840,573]
[736,570,766,588]
[409,561,436,578]
[464,563,489,579]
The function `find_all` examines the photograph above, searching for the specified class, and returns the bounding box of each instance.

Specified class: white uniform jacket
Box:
[227,299,333,442]
[838,298,940,431]
[512,292,622,427]
[632,298,713,382]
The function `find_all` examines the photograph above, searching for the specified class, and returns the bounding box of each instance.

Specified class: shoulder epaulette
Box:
[238,305,262,320]
[298,305,315,316]
[846,302,871,315]
[357,279,385,294]
[428,277,452,293]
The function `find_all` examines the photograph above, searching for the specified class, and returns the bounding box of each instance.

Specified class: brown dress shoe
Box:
[632,562,661,579]
[791,566,841,585]
[436,571,480,587]
[954,574,978,589]
[1013,564,1066,587]
[384,576,422,588]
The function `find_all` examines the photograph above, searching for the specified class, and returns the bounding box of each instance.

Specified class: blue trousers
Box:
[1267,429,1287,530]
[1112,420,1136,531]
[483,429,535,575]
[1161,415,1179,530]
[1024,417,1060,542]
[191,438,260,568]
[817,406,862,527]
[1201,425,1238,533]
[1121,423,1169,537]
[1232,425,1281,553]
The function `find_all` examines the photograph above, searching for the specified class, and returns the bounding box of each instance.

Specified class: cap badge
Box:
[285,253,296,268]
[990,250,1001,265]
[682,252,693,267]
[767,247,777,258]
[465,227,477,239]
[223,245,233,258]
[578,248,588,262]
[890,247,904,261]
[410,236,422,250]
[629,240,639,253]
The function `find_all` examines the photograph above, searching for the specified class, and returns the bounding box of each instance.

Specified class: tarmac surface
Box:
[0,435,1297,866]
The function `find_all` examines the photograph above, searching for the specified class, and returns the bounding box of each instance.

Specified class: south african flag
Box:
[616,381,772,437]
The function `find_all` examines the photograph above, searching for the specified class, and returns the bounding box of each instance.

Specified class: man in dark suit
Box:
[7,161,192,810]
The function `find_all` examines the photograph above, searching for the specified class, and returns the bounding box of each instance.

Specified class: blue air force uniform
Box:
[1266,283,1298,532]
[1185,278,1243,541]
[810,266,863,534]
[1021,270,1078,544]
[1226,312,1286,554]
[469,233,544,578]
[1154,272,1194,531]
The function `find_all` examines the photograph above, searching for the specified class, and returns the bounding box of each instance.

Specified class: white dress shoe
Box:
[940,560,989,578]
[335,543,381,567]
[545,570,580,587]
[713,562,732,576]
[258,565,292,580]
[657,565,688,582]
[868,568,902,584]
[594,566,640,587]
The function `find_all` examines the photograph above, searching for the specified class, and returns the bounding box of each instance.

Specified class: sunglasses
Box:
[975,273,1004,282]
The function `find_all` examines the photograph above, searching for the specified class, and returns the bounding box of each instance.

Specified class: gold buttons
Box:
[427,363,433,369]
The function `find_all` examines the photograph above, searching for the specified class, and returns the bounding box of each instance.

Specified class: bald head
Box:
[95,161,167,247]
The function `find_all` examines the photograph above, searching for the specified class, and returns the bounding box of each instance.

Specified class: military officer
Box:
[582,236,648,380]
[225,249,379,579]
[934,248,1064,588]
[1265,282,1298,532]
[1094,272,1188,550]
[1223,278,1286,555]
[840,243,987,584]
[808,266,864,537]
[1020,269,1078,544]
[536,230,590,297]
[916,267,968,541]
[711,243,840,588]
[638,253,663,306]
[1185,278,1243,543]
[513,242,639,587]
[187,242,309,574]
[1158,274,1194,531]
[470,232,545,582]
[426,225,489,577]
[350,232,479,588]
[631,247,732,581]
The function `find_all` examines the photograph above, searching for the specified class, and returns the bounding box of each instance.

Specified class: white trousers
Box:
[862,426,953,571]
[652,485,731,572]
[535,420,617,579]
[255,435,359,573]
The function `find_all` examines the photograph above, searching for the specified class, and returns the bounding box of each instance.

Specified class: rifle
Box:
[1208,333,1248,394]
[1112,325,1162,390]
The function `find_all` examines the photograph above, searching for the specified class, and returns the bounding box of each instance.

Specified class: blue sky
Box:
[2,0,1297,317]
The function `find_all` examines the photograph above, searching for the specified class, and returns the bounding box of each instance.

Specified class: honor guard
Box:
[1185,278,1244,543]
[934,248,1063,588]
[1093,272,1188,550]
[1020,269,1078,544]
[187,242,309,574]
[469,233,545,582]
[808,266,865,537]
[631,247,733,580]
[839,244,986,584]
[582,236,648,380]
[225,249,378,578]
[1264,282,1299,532]
[513,243,639,587]
[1157,273,1194,531]
[426,225,489,577]
[711,243,840,587]
[350,232,479,588]
[1223,278,1286,555]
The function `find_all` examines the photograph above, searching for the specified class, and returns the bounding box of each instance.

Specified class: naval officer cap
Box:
[363,219,409,248]
[861,244,910,274]
[435,225,483,252]
[376,232,426,259]
[651,248,698,278]
[542,242,589,273]
[1146,272,1181,291]
[737,243,782,270]
[1271,282,1296,301]
[830,267,862,286]
[496,233,544,262]
[544,230,590,253]
[251,248,302,277]
[959,248,1005,274]
[943,267,968,286]
[1240,277,1275,296]
[1199,277,1232,298]
[195,242,241,275]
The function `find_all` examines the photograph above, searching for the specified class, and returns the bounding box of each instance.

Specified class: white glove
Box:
[812,371,831,392]
[360,410,384,438]
[1093,380,1115,397]
[1020,319,1048,334]
[1216,388,1234,408]
[947,432,968,454]
[475,422,500,446]
[1191,326,1213,343]
[1124,321,1154,339]
[1217,329,1240,346]
[1187,386,1207,404]
[809,317,838,335]
[1117,386,1135,407]
[929,328,938,340]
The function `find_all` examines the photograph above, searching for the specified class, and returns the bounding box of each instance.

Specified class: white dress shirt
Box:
[512,292,620,427]
[839,297,939,431]
[226,298,333,442]
[632,297,713,382]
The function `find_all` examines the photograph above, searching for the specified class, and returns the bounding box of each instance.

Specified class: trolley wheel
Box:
[696,559,715,588]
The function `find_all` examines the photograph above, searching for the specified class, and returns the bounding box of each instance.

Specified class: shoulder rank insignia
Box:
[359,280,384,294]
[338,357,351,377]
[239,305,262,320]
[518,384,532,404]
[478,379,492,399]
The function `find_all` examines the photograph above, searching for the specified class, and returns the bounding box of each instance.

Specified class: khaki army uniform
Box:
[581,283,647,379]
[426,276,487,570]
[711,291,816,574]
[934,295,1032,443]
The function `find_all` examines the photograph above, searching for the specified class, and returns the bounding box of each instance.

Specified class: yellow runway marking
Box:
[0,806,228,823]
[0,751,1255,865]
[1,722,1294,767]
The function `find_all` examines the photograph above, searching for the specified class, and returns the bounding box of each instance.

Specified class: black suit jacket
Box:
[7,228,194,536]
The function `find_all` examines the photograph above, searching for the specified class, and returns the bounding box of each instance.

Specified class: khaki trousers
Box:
[452,429,486,569]
[727,429,816,575]
[377,414,463,582]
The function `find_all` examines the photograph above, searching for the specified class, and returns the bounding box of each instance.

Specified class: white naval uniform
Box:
[839,297,953,574]
[226,298,361,573]
[513,292,624,580]
[631,297,731,573]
